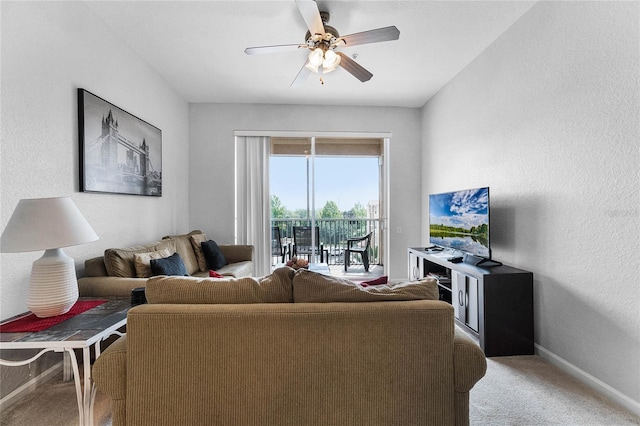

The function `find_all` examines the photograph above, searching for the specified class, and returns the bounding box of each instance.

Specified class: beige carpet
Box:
[1,355,638,425]
[470,356,639,425]
[0,373,112,426]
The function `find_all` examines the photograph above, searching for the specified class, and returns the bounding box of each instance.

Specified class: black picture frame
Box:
[78,89,162,196]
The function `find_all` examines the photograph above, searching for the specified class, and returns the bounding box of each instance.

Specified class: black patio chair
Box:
[344,232,373,271]
[292,226,328,263]
[271,227,290,265]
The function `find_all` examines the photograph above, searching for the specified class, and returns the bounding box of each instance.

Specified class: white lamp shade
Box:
[1,197,98,253]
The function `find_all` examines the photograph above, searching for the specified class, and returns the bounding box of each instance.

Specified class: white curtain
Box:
[235,136,271,277]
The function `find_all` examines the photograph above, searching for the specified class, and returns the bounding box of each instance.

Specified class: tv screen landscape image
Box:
[429,187,490,258]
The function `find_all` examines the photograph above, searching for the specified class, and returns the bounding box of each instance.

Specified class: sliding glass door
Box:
[270,137,385,271]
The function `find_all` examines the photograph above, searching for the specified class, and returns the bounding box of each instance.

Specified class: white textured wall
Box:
[0,2,189,396]
[188,104,422,279]
[1,2,190,319]
[422,1,639,412]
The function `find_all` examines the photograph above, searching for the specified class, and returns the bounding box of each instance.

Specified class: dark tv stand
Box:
[408,247,534,357]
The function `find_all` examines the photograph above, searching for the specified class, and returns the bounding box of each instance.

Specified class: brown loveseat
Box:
[77,230,253,297]
[93,268,487,426]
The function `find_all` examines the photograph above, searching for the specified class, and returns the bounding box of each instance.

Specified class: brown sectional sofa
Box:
[93,268,487,426]
[77,230,253,297]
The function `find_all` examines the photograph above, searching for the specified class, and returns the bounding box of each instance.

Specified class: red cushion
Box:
[360,276,388,287]
[209,270,224,278]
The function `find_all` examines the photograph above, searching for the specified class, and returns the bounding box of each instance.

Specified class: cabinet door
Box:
[451,272,464,322]
[408,251,423,281]
[452,271,479,332]
[466,277,479,332]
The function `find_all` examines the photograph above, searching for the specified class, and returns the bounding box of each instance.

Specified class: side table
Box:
[0,298,132,426]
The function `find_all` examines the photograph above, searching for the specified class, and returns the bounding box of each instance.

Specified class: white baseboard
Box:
[535,344,640,417]
[0,361,63,410]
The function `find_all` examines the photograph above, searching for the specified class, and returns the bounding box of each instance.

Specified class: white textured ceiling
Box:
[83,1,536,108]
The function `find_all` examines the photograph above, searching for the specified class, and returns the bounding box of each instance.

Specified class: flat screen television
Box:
[429,187,490,259]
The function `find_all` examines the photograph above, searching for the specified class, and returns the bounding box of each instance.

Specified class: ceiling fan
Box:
[244,0,400,86]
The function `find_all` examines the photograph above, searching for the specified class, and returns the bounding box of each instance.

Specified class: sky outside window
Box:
[270,156,379,213]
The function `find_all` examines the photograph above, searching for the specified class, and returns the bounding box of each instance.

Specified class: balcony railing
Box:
[271,218,380,266]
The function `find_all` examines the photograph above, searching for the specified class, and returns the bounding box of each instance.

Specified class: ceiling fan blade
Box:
[244,44,303,55]
[296,0,325,36]
[336,52,373,82]
[337,26,400,47]
[291,60,312,87]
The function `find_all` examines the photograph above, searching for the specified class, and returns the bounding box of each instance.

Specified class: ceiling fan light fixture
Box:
[305,62,320,73]
[246,2,400,86]
[322,49,341,72]
[308,48,324,68]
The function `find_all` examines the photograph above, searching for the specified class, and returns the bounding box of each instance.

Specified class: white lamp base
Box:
[27,248,79,318]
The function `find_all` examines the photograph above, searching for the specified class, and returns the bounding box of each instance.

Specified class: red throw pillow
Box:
[360,276,388,287]
[209,270,224,278]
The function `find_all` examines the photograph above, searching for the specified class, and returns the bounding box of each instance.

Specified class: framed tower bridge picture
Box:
[78,89,162,196]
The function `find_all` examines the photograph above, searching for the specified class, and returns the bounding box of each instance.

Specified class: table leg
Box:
[63,350,72,382]
[64,346,96,426]
[83,347,92,426]
[1,348,88,424]
[89,340,104,426]
[65,348,86,425]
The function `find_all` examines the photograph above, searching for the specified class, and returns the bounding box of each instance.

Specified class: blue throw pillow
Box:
[201,240,227,270]
[150,252,188,276]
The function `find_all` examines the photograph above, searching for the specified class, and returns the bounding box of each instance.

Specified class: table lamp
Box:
[0,197,99,317]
